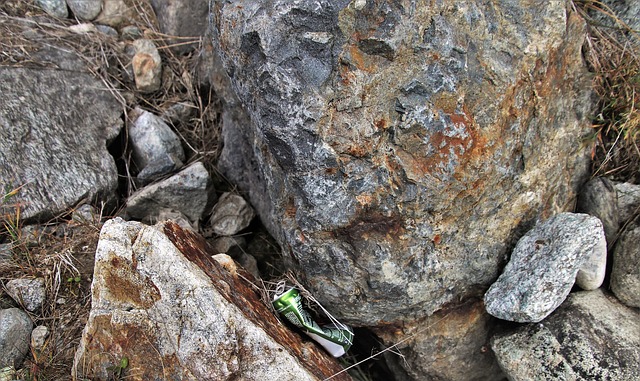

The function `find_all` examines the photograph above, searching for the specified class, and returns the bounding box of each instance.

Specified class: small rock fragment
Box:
[129,107,184,182]
[6,278,46,312]
[576,177,619,246]
[96,25,118,37]
[131,39,162,92]
[126,161,211,224]
[208,193,255,236]
[68,23,98,34]
[120,26,143,41]
[72,204,99,224]
[95,0,130,27]
[611,222,640,307]
[484,213,605,322]
[31,326,49,351]
[209,236,247,258]
[38,0,68,18]
[0,308,33,368]
[156,209,197,231]
[66,0,103,20]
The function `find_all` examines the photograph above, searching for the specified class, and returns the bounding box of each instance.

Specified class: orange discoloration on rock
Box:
[103,256,161,309]
[163,222,351,381]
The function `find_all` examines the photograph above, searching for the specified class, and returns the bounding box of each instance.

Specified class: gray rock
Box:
[492,290,640,381]
[377,299,504,381]
[576,177,619,246]
[485,213,605,322]
[209,236,247,258]
[129,107,185,182]
[0,308,33,368]
[150,0,209,54]
[162,101,197,125]
[237,252,260,280]
[5,278,46,312]
[95,0,130,27]
[611,222,640,307]
[492,324,577,381]
[614,182,640,224]
[212,0,593,325]
[120,26,143,41]
[126,161,212,225]
[156,208,197,231]
[575,230,607,291]
[591,0,640,36]
[71,204,99,224]
[66,0,102,20]
[72,218,351,380]
[31,325,49,351]
[0,245,12,264]
[131,39,162,92]
[95,24,118,37]
[38,0,68,18]
[0,51,122,222]
[207,193,255,236]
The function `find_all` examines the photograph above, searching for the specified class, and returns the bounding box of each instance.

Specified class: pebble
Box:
[66,0,103,21]
[0,308,33,368]
[31,326,49,351]
[207,193,256,236]
[132,39,162,93]
[38,0,69,18]
[5,278,46,312]
[484,213,605,322]
[95,0,130,27]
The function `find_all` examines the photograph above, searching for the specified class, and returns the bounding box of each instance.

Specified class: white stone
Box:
[132,39,162,93]
[6,278,46,312]
[575,229,607,290]
[31,326,49,351]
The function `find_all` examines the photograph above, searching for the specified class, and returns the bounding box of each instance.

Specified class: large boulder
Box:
[0,49,122,222]
[211,1,592,325]
[73,218,351,381]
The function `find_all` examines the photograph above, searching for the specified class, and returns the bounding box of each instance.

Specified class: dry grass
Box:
[574,1,640,183]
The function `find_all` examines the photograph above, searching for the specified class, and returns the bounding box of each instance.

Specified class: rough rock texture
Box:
[610,221,640,307]
[31,326,49,351]
[132,39,162,92]
[129,107,185,182]
[66,0,102,20]
[375,299,504,381]
[492,324,577,381]
[484,213,605,323]
[211,0,593,325]
[0,308,32,368]
[150,0,209,54]
[614,182,640,224]
[492,290,640,381]
[207,192,256,236]
[38,0,69,18]
[5,278,46,312]
[126,162,212,225]
[95,0,131,27]
[0,51,122,222]
[72,218,351,381]
[576,177,619,246]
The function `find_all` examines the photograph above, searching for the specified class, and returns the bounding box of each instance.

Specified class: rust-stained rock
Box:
[73,218,351,381]
[212,0,593,327]
[374,299,504,381]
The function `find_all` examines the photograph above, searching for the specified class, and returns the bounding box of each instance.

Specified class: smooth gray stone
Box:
[66,0,102,20]
[0,308,33,368]
[611,222,640,307]
[485,213,605,322]
[576,177,619,246]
